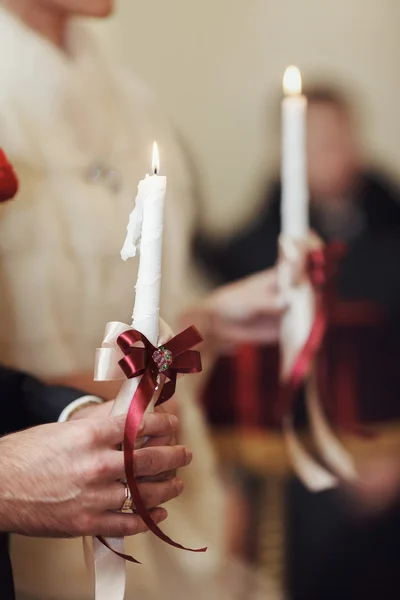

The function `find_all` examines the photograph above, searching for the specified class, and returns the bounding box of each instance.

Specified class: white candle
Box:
[114,142,166,417]
[281,66,308,239]
[280,68,312,379]
[121,141,166,344]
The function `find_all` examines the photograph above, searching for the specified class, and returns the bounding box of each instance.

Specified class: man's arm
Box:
[0,366,100,434]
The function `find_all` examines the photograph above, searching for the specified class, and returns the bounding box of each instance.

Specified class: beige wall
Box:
[94,0,400,234]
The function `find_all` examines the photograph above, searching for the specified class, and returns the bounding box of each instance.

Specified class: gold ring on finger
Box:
[120,481,133,513]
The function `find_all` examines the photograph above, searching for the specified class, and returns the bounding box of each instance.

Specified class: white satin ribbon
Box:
[307,370,357,482]
[94,321,130,382]
[283,417,338,492]
[278,236,315,379]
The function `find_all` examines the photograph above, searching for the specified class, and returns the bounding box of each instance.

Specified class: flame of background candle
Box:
[152,141,160,174]
[283,65,302,97]
[281,64,307,239]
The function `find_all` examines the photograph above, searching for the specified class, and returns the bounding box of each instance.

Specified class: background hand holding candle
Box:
[183,230,325,354]
[183,268,287,352]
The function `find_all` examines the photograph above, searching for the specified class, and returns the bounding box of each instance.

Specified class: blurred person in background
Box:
[0,1,284,599]
[196,85,400,599]
[196,86,400,307]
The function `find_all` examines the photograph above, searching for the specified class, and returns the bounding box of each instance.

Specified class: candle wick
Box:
[154,168,158,176]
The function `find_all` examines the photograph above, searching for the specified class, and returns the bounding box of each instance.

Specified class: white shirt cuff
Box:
[58,395,104,423]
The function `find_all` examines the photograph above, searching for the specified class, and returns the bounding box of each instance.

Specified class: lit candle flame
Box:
[152,141,160,175]
[283,66,302,96]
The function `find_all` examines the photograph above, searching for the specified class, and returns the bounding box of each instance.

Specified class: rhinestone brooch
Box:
[152,347,173,373]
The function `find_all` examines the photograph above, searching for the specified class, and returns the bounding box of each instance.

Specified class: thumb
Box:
[307,229,323,251]
[107,409,148,445]
[104,411,127,445]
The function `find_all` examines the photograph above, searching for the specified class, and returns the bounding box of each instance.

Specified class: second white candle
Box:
[281,65,308,240]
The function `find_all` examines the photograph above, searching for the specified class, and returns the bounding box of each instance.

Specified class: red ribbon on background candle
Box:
[280,243,346,417]
[98,325,207,561]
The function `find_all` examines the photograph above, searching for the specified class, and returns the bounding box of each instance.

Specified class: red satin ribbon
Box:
[280,243,346,417]
[0,148,19,203]
[99,325,207,562]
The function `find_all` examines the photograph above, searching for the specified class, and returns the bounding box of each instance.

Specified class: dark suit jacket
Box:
[0,367,82,599]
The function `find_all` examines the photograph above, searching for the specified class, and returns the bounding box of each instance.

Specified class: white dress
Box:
[0,9,227,600]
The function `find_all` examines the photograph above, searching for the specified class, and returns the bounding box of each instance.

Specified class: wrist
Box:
[58,396,104,422]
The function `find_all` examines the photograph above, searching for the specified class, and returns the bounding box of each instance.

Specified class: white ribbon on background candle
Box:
[306,369,357,482]
[92,143,167,600]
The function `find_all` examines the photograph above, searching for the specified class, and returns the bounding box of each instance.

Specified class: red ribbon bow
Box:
[117,325,203,408]
[99,325,207,563]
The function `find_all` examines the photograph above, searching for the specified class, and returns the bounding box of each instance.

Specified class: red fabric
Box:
[202,301,396,431]
[0,149,18,202]
[235,344,262,430]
